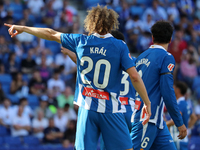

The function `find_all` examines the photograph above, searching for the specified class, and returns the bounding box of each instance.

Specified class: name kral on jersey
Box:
[136,58,151,68]
[90,47,107,56]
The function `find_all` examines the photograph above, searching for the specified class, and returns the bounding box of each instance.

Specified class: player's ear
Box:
[152,36,154,43]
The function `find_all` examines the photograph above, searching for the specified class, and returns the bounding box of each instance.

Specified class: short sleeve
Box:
[120,42,135,71]
[160,54,175,74]
[60,33,81,53]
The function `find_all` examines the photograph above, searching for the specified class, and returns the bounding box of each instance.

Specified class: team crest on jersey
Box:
[167,63,174,71]
[129,53,132,59]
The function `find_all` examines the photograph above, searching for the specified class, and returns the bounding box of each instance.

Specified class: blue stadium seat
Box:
[114,6,122,13]
[23,136,40,147]
[45,40,61,55]
[0,126,8,136]
[0,137,3,146]
[130,6,144,17]
[4,136,22,147]
[6,94,20,104]
[13,12,24,22]
[34,24,48,28]
[84,0,105,8]
[0,74,12,85]
[2,84,10,94]
[27,95,39,109]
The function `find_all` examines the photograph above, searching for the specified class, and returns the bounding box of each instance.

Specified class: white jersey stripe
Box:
[84,96,92,110]
[75,84,83,106]
[111,92,119,113]
[159,103,164,129]
[97,99,106,113]
[141,123,148,141]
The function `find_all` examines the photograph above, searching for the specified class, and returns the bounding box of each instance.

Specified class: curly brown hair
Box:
[84,5,119,35]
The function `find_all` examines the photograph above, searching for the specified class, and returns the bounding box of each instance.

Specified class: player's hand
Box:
[4,23,24,38]
[141,103,151,125]
[177,124,187,139]
[61,47,70,55]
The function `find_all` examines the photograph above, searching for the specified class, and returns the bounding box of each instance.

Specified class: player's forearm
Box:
[130,73,150,106]
[166,119,175,127]
[188,113,197,128]
[23,26,61,43]
[67,51,77,64]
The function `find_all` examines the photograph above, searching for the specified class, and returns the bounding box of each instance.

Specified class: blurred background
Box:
[0,0,200,150]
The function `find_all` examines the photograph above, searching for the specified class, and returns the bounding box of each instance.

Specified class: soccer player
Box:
[61,30,136,131]
[166,81,197,150]
[61,30,136,150]
[131,20,187,150]
[5,5,151,150]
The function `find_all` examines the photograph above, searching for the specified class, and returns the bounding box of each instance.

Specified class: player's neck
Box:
[153,43,169,51]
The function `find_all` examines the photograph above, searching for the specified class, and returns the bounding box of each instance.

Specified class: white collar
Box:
[149,45,166,51]
[177,96,185,103]
[93,33,113,38]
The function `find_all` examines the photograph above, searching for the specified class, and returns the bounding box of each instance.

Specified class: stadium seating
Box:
[0,74,12,85]
[84,0,105,8]
[4,136,22,147]
[44,40,61,55]
[0,126,8,136]
[2,84,10,94]
[130,6,144,18]
[23,136,40,147]
[27,94,39,109]
[6,94,20,104]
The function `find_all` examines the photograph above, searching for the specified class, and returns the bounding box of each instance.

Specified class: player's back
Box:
[134,45,175,128]
[61,33,134,113]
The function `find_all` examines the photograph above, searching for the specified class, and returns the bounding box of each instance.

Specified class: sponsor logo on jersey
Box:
[167,63,174,71]
[119,97,128,105]
[82,87,109,100]
[135,100,141,110]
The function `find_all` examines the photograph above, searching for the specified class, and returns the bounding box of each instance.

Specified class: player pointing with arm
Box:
[5,5,151,150]
[131,21,187,150]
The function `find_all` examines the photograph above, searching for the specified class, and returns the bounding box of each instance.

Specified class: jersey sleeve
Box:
[160,56,184,127]
[60,33,81,53]
[160,54,175,74]
[178,101,185,113]
[120,42,135,71]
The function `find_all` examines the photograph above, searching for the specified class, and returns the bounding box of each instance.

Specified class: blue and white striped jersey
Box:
[133,45,183,129]
[119,57,136,113]
[60,33,134,113]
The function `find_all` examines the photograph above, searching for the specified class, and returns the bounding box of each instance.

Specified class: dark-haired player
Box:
[131,21,187,150]
[166,81,197,150]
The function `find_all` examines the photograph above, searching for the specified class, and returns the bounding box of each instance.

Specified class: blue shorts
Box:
[131,121,177,150]
[123,111,133,132]
[75,107,132,150]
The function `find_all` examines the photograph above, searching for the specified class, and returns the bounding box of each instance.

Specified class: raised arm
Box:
[4,23,62,43]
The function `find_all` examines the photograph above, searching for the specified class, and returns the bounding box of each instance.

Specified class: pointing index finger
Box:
[4,23,12,27]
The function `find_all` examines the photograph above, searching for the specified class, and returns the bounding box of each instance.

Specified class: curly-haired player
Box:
[5,5,151,150]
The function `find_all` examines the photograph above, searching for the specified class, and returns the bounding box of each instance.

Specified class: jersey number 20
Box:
[80,56,111,89]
